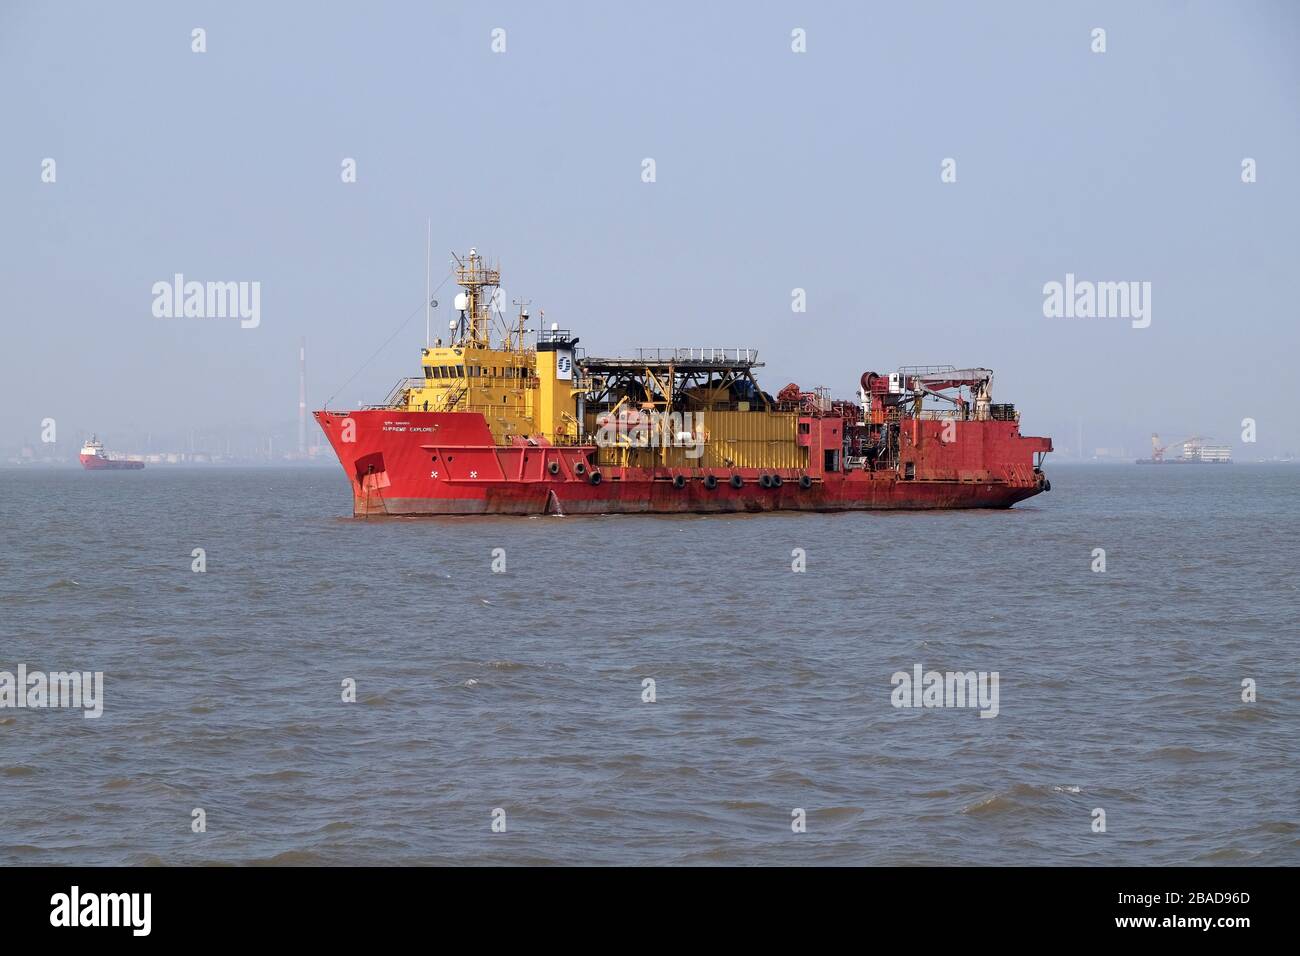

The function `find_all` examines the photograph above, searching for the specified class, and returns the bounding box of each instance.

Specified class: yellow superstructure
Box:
[391,249,805,468]
[587,409,801,470]
[399,249,582,444]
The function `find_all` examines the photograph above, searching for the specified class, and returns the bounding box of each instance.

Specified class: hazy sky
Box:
[3,0,1298,456]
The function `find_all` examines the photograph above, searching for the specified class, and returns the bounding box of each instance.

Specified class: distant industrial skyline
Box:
[3,329,1297,464]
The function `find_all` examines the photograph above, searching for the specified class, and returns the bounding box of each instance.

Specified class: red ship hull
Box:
[80,455,145,470]
[315,410,1051,516]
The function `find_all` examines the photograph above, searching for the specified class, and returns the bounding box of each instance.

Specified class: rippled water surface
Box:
[1,464,1296,865]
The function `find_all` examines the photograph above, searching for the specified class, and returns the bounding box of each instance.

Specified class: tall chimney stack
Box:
[298,337,307,457]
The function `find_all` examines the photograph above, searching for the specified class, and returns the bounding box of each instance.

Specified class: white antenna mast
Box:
[424,219,432,347]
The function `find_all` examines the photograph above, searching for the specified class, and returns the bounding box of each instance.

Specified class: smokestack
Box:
[298,337,307,457]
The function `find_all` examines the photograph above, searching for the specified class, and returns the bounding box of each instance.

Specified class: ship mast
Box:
[451,247,501,349]
[425,219,431,348]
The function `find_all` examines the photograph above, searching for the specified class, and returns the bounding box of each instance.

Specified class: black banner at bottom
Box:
[0,865,1280,942]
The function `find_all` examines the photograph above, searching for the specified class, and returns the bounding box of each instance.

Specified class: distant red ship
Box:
[79,436,145,470]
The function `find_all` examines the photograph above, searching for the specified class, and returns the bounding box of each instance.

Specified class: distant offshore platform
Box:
[1136,434,1232,464]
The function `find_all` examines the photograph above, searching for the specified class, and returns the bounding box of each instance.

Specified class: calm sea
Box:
[1,463,1296,865]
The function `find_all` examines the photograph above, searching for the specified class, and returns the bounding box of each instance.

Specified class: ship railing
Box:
[917,408,962,420]
[633,347,759,365]
[441,380,469,411]
[587,400,800,414]
[898,365,957,378]
[455,403,532,418]
[379,377,426,408]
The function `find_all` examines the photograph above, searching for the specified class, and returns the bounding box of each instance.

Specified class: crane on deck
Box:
[1149,433,1204,462]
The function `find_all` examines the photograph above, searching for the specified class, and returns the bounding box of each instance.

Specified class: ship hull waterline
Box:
[80,455,145,471]
[348,481,1042,516]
